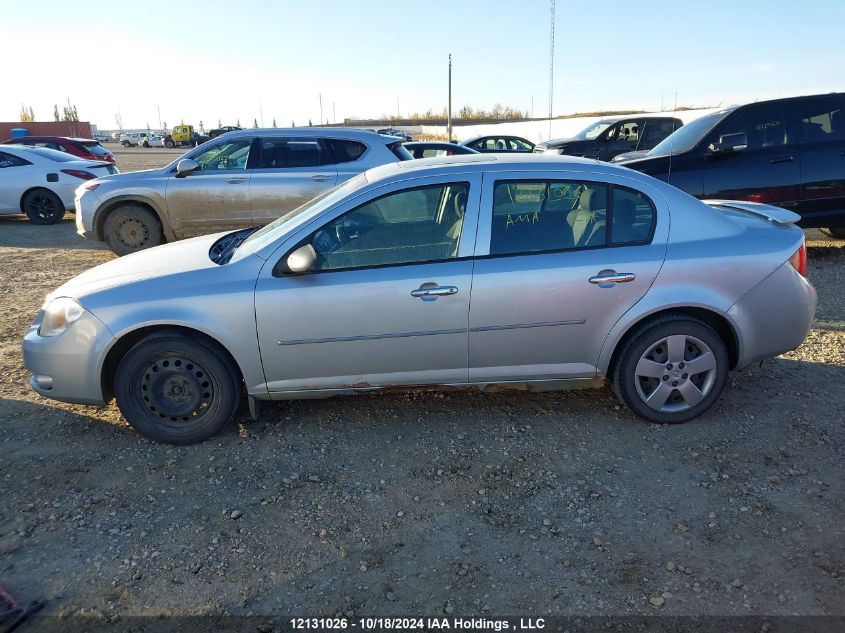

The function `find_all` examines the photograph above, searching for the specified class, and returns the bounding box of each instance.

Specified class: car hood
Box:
[48,233,226,303]
[538,139,599,154]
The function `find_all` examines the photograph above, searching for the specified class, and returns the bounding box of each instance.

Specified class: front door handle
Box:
[411,283,459,301]
[224,177,247,184]
[311,175,332,182]
[770,156,795,164]
[589,271,636,287]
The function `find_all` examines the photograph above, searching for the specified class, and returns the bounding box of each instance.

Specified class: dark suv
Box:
[534,116,683,162]
[621,93,845,236]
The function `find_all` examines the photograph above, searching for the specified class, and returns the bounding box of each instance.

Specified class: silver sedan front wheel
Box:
[613,315,729,424]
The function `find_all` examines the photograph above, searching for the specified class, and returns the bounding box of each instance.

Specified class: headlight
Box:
[39,297,85,337]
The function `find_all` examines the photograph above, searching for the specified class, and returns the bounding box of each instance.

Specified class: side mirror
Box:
[175,158,199,177]
[286,244,317,273]
[709,132,747,154]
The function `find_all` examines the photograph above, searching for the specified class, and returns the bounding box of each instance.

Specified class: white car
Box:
[0,145,118,224]
[119,132,151,147]
[138,133,166,148]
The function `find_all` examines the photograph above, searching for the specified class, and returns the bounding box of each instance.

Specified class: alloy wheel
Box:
[634,334,718,413]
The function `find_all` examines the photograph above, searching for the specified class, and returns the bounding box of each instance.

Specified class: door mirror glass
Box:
[176,158,199,176]
[709,132,748,153]
[286,244,317,273]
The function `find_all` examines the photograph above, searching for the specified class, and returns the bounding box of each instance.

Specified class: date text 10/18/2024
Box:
[290,617,546,631]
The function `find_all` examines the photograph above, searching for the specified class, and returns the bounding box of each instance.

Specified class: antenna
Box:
[667,91,677,181]
[548,0,555,139]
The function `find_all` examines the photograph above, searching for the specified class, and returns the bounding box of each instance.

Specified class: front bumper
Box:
[728,261,817,370]
[22,309,115,405]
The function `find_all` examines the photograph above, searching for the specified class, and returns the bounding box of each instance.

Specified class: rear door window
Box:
[790,96,845,143]
[489,180,657,256]
[258,138,324,168]
[639,119,680,149]
[490,181,607,255]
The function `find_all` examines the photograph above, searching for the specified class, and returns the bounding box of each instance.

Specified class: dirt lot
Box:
[0,147,843,622]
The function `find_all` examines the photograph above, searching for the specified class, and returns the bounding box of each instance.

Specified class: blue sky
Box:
[4,0,844,129]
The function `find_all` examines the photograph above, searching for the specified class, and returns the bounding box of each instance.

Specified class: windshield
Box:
[232,173,369,261]
[649,110,732,156]
[573,120,614,140]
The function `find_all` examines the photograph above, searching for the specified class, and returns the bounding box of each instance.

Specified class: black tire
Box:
[823,226,845,239]
[612,314,729,424]
[103,204,164,256]
[164,138,175,148]
[122,140,130,147]
[114,332,241,444]
[22,189,65,225]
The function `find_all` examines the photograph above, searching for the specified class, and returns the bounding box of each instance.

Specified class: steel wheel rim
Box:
[140,355,214,422]
[634,334,717,413]
[116,216,151,249]
[25,193,59,220]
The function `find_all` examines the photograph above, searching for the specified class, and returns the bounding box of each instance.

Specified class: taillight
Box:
[788,239,807,277]
[61,169,96,180]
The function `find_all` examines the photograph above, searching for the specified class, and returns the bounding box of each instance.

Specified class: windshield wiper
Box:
[211,227,259,264]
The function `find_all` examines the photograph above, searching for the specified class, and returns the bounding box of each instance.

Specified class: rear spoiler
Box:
[702,199,801,226]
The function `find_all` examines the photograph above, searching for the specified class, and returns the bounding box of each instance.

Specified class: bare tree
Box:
[62,99,79,122]
[54,105,60,122]
[19,104,35,122]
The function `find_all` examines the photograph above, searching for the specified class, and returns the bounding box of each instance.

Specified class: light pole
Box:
[319,94,323,126]
[447,54,452,142]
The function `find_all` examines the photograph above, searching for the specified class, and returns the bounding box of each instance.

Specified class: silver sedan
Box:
[24,155,816,444]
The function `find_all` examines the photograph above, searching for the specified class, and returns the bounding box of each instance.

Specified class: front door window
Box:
[307,182,469,271]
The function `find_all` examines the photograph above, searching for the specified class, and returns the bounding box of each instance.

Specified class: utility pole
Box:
[549,0,555,138]
[319,94,323,127]
[333,102,336,125]
[157,105,162,132]
[259,101,264,127]
[447,54,452,141]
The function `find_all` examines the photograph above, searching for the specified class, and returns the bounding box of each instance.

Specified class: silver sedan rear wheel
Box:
[634,334,717,413]
[612,314,729,424]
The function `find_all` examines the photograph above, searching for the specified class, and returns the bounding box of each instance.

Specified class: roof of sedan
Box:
[2,136,95,142]
[220,127,391,140]
[366,153,645,183]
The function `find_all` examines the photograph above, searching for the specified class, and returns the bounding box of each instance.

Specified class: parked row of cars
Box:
[3,93,843,248]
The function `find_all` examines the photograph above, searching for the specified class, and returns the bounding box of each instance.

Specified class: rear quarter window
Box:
[326,139,367,164]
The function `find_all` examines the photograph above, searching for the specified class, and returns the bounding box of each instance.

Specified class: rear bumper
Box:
[727,262,817,369]
[22,310,114,405]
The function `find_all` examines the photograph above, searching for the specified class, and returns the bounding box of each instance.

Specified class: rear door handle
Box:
[589,272,636,287]
[224,177,247,184]
[311,175,332,182]
[770,156,795,164]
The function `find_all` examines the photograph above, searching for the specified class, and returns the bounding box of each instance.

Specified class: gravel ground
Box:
[0,147,843,621]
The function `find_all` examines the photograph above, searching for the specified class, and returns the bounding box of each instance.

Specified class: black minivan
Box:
[621,93,845,236]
